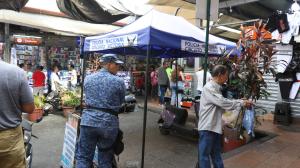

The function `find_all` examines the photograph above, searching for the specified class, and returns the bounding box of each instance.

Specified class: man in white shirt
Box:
[68,64,78,87]
[50,65,61,92]
[195,65,211,95]
[198,65,252,168]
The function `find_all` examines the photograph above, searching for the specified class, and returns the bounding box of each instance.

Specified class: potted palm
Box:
[28,95,45,122]
[61,90,80,118]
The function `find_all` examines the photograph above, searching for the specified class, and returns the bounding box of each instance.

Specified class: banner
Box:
[61,113,80,168]
[181,40,226,55]
[89,34,138,51]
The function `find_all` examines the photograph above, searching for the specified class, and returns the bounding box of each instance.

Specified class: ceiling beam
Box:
[183,0,259,8]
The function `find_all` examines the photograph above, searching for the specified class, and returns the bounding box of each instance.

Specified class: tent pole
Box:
[203,0,211,86]
[80,53,87,112]
[175,59,178,107]
[141,45,150,168]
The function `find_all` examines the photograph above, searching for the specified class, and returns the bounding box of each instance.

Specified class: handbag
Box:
[223,108,245,140]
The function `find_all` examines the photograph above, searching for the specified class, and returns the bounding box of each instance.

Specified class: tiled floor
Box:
[224,121,300,168]
[141,98,300,168]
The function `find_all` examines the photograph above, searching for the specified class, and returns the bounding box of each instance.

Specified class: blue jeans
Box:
[159,85,168,104]
[198,131,224,168]
[75,125,118,168]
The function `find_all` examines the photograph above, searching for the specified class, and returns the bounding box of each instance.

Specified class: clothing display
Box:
[289,72,300,99]
[275,44,293,73]
[269,11,300,44]
[276,13,290,33]
[276,72,295,100]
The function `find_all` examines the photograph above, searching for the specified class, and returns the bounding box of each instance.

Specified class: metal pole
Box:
[203,0,211,86]
[175,59,178,107]
[141,45,150,168]
[79,36,85,112]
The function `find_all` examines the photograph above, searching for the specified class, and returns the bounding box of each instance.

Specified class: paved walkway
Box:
[138,98,300,168]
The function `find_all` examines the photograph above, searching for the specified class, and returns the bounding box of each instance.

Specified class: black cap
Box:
[99,54,124,64]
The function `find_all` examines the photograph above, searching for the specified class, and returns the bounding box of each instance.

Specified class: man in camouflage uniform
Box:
[75,54,125,168]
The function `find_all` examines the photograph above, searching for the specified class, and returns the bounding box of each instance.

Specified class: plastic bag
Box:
[242,107,255,137]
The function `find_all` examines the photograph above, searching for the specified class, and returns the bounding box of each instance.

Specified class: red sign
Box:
[184,73,193,82]
[14,37,42,45]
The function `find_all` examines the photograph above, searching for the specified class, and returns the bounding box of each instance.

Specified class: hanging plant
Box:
[215,20,277,101]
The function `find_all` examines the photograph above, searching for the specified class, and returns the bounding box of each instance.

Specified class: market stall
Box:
[81,10,236,167]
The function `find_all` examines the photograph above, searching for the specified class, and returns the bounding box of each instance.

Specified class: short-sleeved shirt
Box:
[0,61,34,130]
[32,70,46,87]
[80,68,126,128]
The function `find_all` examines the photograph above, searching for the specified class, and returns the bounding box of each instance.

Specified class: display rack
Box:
[48,47,80,70]
[15,44,39,65]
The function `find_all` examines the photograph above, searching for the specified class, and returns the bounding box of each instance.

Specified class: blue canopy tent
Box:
[82,10,237,167]
[84,10,237,57]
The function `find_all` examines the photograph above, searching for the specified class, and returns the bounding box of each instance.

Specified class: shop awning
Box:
[0,9,120,36]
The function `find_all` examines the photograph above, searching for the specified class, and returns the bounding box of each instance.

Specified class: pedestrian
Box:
[75,54,125,168]
[198,65,252,168]
[150,66,159,101]
[0,60,35,167]
[170,65,185,106]
[32,65,46,96]
[50,65,61,92]
[157,61,169,105]
[68,64,78,88]
[195,64,212,96]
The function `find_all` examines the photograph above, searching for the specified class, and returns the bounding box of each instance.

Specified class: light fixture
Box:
[216,26,241,34]
[291,0,300,12]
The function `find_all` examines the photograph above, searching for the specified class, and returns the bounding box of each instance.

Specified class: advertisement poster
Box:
[183,73,193,95]
[61,114,80,168]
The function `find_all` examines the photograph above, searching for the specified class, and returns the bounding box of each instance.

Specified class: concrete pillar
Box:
[3,23,10,63]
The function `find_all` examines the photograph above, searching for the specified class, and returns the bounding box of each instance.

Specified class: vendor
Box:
[68,64,78,88]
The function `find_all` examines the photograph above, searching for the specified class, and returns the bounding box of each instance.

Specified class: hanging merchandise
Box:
[289,72,300,99]
[268,8,300,44]
[276,13,290,33]
[276,72,295,100]
[275,44,293,73]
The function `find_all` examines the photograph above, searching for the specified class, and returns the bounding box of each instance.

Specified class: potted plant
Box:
[28,95,45,122]
[215,20,277,152]
[61,90,80,118]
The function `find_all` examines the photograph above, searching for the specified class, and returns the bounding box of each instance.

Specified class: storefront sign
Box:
[89,34,138,51]
[61,114,80,168]
[181,40,226,55]
[14,37,42,45]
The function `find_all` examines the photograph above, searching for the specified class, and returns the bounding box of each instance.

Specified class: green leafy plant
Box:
[61,90,81,107]
[34,95,45,108]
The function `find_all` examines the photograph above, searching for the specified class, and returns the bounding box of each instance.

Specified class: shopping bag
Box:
[242,106,255,137]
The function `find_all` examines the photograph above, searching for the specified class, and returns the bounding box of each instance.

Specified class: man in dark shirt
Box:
[75,54,125,168]
[157,61,169,105]
[0,60,35,167]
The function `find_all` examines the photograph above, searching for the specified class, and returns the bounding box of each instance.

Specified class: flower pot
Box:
[28,108,43,122]
[62,106,75,118]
